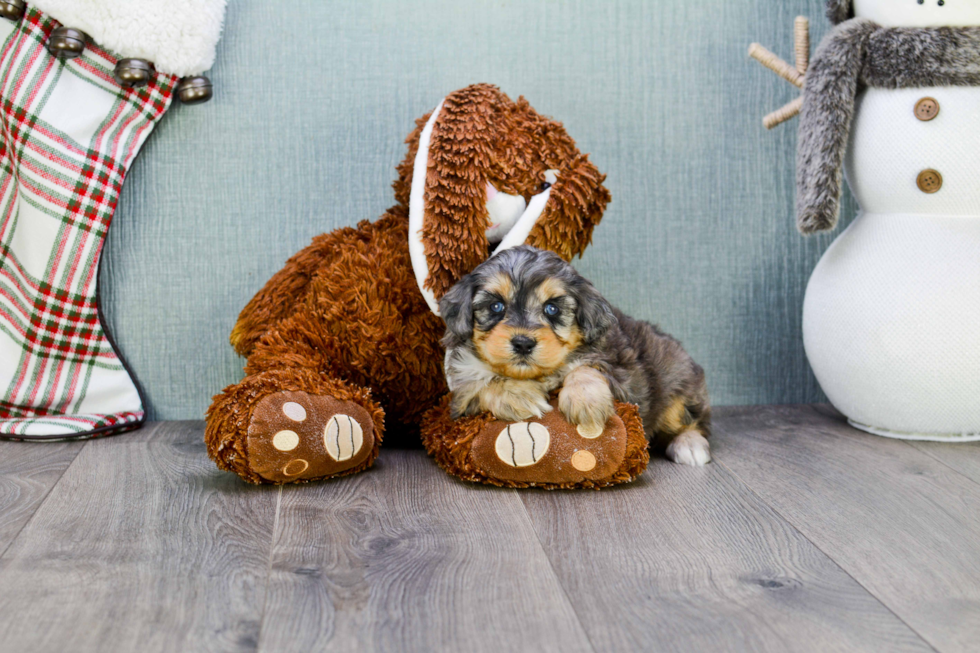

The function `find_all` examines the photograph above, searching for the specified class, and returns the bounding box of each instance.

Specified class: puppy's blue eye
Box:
[544,303,559,317]
[490,301,505,314]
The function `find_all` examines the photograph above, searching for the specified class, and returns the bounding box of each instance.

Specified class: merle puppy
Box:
[439,245,711,466]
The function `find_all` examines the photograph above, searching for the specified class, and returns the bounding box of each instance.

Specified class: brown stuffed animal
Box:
[206,83,645,486]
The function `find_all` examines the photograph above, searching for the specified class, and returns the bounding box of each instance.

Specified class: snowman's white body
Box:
[802,2,980,440]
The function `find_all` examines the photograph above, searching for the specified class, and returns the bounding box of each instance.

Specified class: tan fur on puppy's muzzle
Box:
[475,324,579,380]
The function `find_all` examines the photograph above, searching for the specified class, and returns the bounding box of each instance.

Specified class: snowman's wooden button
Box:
[917,169,943,194]
[914,97,939,122]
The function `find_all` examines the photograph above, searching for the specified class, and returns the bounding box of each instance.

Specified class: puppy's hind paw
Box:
[666,431,711,467]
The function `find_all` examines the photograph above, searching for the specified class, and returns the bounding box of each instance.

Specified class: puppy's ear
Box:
[573,280,615,344]
[439,273,479,347]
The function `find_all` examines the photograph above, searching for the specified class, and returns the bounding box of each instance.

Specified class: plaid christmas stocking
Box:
[0,3,225,439]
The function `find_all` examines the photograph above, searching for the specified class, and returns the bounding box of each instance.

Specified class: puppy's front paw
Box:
[481,380,552,422]
[666,430,711,466]
[558,366,615,437]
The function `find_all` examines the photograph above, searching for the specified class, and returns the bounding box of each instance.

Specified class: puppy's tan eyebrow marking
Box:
[485,272,514,301]
[536,277,566,305]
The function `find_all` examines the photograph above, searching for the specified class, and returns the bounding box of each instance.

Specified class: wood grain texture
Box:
[713,405,980,653]
[520,458,931,653]
[3,410,975,652]
[905,439,980,487]
[0,436,88,555]
[259,449,593,653]
[0,422,278,653]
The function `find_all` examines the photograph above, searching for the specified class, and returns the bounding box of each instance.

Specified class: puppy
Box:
[439,245,711,466]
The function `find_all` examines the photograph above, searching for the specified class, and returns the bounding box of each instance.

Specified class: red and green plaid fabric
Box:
[0,8,176,439]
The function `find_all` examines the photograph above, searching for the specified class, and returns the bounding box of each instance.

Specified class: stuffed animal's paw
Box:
[462,399,638,487]
[246,391,376,483]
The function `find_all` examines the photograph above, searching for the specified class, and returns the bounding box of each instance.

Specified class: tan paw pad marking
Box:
[272,430,299,451]
[324,415,364,462]
[576,423,604,439]
[282,459,309,476]
[495,422,550,467]
[281,401,307,422]
[570,450,596,472]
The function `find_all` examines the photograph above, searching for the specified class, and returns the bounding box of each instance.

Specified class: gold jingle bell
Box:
[48,27,88,59]
[177,76,213,104]
[0,0,25,21]
[114,58,154,88]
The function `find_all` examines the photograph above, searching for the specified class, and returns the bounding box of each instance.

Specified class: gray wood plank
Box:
[905,439,980,487]
[713,405,980,653]
[258,449,594,653]
[520,455,932,653]
[0,436,88,555]
[0,421,278,653]
[812,405,980,487]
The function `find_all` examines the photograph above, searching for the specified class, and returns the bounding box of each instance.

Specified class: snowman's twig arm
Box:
[749,17,810,130]
[795,17,810,74]
[764,97,803,130]
[796,19,877,234]
[748,44,803,88]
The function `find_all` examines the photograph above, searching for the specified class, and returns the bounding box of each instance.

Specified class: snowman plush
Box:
[796,0,980,440]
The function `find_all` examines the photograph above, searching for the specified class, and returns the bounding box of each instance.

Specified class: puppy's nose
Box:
[511,335,537,356]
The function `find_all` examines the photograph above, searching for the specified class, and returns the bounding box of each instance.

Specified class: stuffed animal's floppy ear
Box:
[420,84,507,302]
[439,273,479,348]
[571,278,615,345]
[526,153,611,261]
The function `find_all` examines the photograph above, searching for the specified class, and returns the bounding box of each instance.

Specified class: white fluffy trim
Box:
[31,0,227,76]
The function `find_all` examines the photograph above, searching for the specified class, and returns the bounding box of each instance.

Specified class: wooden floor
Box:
[1,405,978,652]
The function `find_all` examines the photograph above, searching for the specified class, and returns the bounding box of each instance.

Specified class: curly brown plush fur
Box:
[206,84,611,484]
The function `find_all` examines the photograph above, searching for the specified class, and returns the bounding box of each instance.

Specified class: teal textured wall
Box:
[101,0,853,420]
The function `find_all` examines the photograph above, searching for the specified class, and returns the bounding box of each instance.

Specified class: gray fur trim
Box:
[863,27,980,88]
[797,19,876,234]
[797,21,980,233]
[826,0,852,25]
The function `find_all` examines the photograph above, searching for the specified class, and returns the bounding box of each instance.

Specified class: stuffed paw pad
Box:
[422,397,649,489]
[247,391,375,483]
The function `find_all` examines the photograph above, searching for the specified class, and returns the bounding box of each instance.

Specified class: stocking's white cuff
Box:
[31,0,228,76]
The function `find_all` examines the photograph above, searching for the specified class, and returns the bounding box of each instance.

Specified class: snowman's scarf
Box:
[796,19,980,234]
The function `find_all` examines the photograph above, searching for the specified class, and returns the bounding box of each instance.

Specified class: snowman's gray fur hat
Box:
[827,0,853,24]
